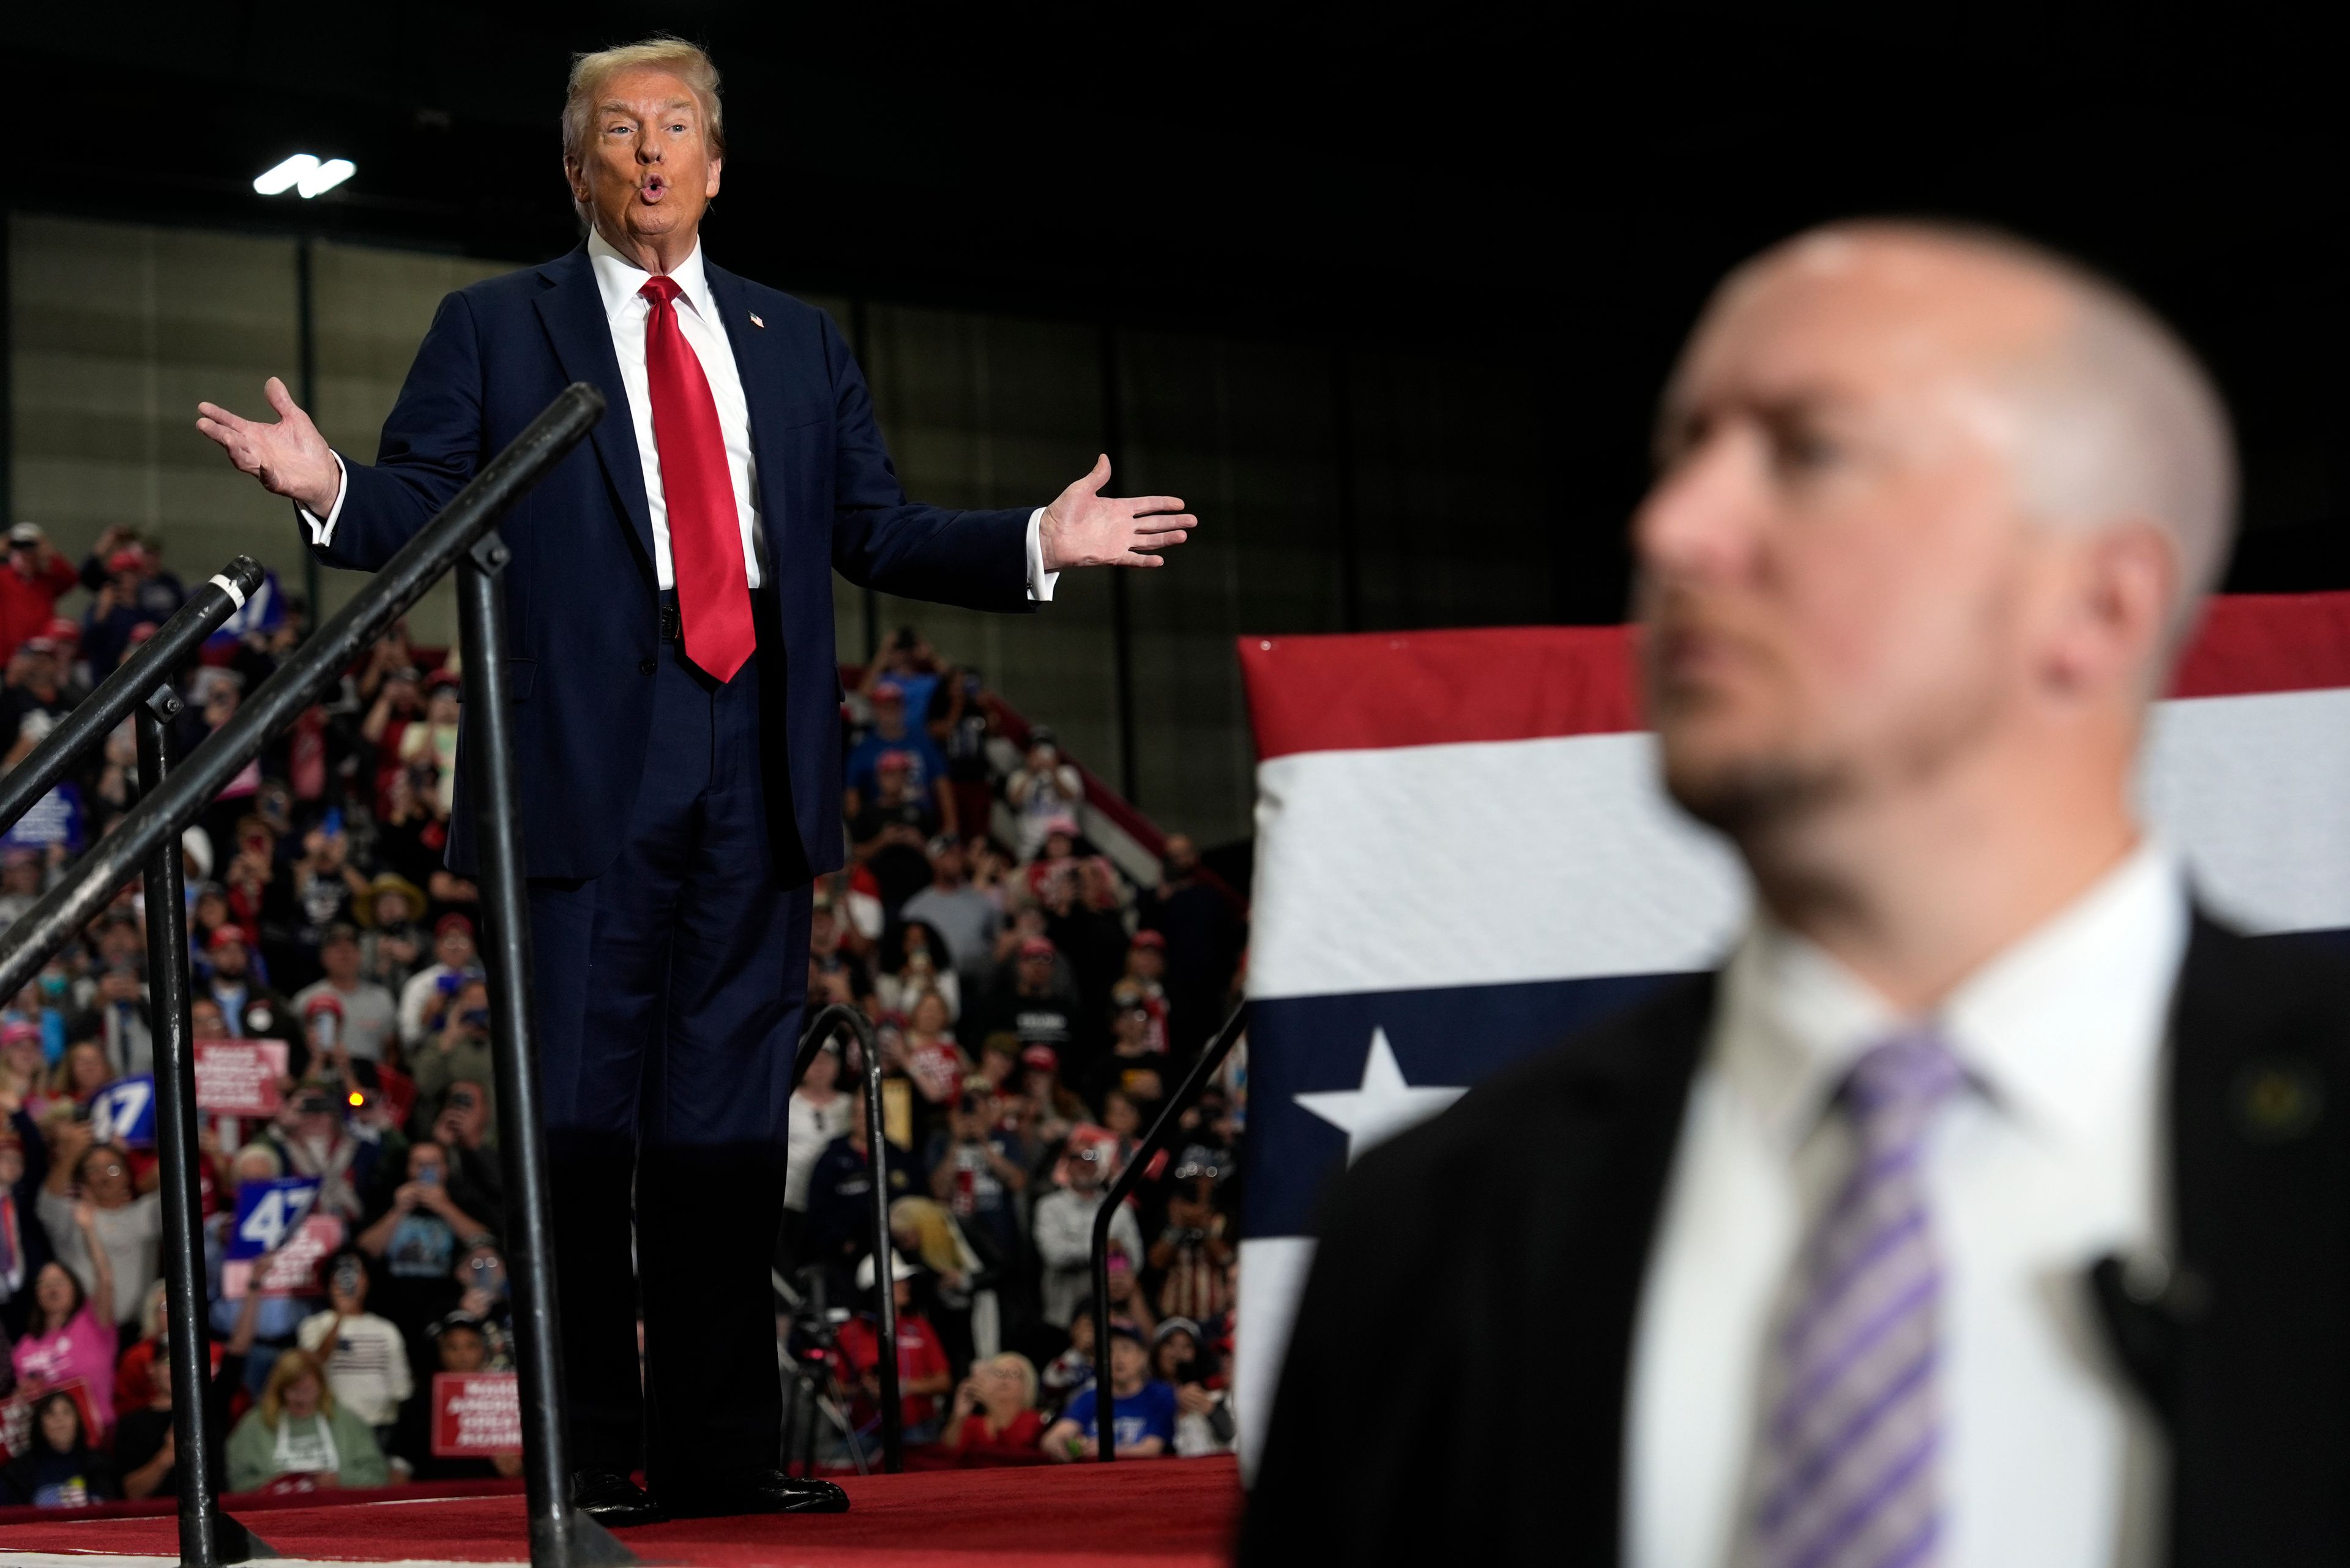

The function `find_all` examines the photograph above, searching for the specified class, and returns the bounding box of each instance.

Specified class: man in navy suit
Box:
[196,36,1193,1523]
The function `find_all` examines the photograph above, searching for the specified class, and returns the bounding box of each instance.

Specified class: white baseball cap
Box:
[855,1250,919,1291]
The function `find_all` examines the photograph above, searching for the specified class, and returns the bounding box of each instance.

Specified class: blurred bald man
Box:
[1243,225,2350,1567]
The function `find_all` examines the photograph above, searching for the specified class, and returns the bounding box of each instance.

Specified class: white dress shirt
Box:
[1625,838,2185,1568]
[303,230,1059,602]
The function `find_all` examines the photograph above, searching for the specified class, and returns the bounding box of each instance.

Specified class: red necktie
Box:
[640,275,755,682]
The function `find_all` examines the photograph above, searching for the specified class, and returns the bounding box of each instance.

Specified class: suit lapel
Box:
[532,247,657,573]
[703,264,791,593]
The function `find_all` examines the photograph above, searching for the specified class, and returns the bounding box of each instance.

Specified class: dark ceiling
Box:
[9,4,2347,610]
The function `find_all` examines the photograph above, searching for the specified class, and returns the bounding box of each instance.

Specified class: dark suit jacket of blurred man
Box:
[1240,914,2350,1568]
[304,242,1038,1498]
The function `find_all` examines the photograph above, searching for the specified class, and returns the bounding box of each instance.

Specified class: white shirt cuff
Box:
[1025,507,1059,603]
[297,452,351,547]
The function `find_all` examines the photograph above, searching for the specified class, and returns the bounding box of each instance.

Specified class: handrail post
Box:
[792,1003,901,1472]
[1089,1002,1250,1461]
[136,684,272,1566]
[457,534,635,1568]
[862,1021,905,1475]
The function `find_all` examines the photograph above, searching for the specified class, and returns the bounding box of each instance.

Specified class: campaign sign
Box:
[431,1372,521,1456]
[90,1075,157,1149]
[195,1040,288,1116]
[0,783,83,855]
[222,1176,342,1299]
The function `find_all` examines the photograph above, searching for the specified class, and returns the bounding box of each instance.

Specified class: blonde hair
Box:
[560,36,725,226]
[260,1348,335,1426]
[889,1197,963,1277]
[982,1352,1039,1411]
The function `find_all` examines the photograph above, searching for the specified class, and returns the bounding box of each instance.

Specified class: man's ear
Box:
[2044,519,2177,700]
[705,156,723,200]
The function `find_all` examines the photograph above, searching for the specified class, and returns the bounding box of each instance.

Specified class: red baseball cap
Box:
[1130,930,1166,950]
[206,924,248,952]
[1018,936,1055,959]
[1020,1043,1059,1072]
[106,547,146,573]
[43,617,78,644]
[435,913,476,941]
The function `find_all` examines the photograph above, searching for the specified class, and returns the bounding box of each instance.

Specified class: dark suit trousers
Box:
[529,629,810,1493]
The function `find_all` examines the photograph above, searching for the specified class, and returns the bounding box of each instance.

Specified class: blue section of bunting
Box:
[1239,927,2350,1243]
[1240,972,1688,1241]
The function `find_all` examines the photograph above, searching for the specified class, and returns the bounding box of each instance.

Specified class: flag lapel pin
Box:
[749,312,766,328]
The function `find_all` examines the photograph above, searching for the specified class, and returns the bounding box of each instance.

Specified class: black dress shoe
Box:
[663,1469,851,1517]
[572,1468,669,1528]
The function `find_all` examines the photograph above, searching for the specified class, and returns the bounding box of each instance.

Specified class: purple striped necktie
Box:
[1751,1029,1963,1568]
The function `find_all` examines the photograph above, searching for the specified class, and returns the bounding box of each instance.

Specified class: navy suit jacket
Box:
[310,244,1037,884]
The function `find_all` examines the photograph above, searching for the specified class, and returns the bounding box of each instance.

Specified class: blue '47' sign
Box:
[90,1075,157,1149]
[228,1177,322,1261]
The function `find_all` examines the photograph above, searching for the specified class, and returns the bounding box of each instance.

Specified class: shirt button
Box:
[640,657,657,674]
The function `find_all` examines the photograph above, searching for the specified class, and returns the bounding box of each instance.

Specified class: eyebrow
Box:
[599,99,696,117]
[1655,382,1857,450]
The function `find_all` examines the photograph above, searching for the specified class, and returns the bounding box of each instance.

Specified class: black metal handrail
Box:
[0,556,268,1564]
[0,553,264,834]
[793,1002,905,1472]
[1089,1002,1247,1461]
[0,383,617,1568]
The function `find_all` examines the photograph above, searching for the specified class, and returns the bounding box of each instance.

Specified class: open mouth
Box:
[639,174,668,203]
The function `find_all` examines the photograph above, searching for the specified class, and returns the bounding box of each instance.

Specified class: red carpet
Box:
[0,1456,1241,1566]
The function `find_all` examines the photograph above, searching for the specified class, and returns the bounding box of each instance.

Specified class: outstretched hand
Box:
[195,377,341,517]
[1039,455,1196,572]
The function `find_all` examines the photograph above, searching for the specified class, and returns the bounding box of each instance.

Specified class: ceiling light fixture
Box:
[253,154,319,195]
[253,153,356,198]
[298,158,356,198]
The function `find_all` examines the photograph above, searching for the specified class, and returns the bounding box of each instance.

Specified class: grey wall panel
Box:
[311,240,517,644]
[11,214,298,610]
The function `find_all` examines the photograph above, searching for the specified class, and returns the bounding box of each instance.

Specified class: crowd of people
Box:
[788,628,1250,1466]
[0,540,1249,1507]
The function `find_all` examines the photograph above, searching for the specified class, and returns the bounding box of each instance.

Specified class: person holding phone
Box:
[1005,732,1083,863]
[296,1250,413,1458]
[412,980,496,1132]
[940,1353,1044,1460]
[293,924,398,1072]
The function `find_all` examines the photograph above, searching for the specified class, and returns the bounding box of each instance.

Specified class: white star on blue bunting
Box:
[1294,1026,1468,1167]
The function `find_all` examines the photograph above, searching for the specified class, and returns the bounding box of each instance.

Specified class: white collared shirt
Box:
[302,230,1058,601]
[1625,838,2185,1568]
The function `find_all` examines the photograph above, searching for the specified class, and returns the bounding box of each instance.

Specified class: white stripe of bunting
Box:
[1250,687,2350,1005]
